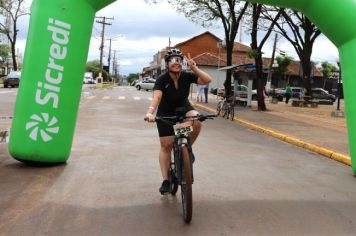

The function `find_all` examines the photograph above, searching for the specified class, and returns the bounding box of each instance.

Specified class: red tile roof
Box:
[192,52,227,67]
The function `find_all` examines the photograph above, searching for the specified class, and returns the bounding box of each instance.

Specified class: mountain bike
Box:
[145,112,216,223]
[216,95,235,121]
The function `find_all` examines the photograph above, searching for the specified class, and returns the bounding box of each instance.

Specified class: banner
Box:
[9,0,115,163]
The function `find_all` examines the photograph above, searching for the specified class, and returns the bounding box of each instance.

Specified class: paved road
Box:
[1,86,356,235]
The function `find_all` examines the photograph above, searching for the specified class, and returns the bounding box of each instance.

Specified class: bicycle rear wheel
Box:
[222,103,228,118]
[180,145,193,223]
[216,101,222,115]
[229,105,235,121]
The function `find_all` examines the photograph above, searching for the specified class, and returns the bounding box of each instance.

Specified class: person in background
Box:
[203,84,209,103]
[285,83,292,104]
[196,84,204,102]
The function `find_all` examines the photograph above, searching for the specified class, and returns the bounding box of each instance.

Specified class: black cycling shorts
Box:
[156,105,196,137]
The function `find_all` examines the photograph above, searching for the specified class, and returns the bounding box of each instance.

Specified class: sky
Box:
[14,0,339,76]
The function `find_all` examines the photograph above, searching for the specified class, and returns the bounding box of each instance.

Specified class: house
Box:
[144,31,327,91]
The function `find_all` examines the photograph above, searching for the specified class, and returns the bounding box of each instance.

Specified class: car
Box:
[83,77,96,84]
[290,86,303,98]
[131,79,139,86]
[135,78,155,91]
[210,87,218,95]
[235,84,258,100]
[311,88,336,102]
[215,84,257,100]
[269,88,286,101]
[3,71,21,88]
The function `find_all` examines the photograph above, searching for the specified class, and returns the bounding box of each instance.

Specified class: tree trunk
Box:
[255,52,266,110]
[11,20,18,71]
[300,44,312,96]
[251,4,266,111]
[224,40,234,96]
[11,42,17,71]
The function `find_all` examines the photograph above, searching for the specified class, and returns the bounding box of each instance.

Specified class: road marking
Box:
[103,96,110,100]
[133,97,141,101]
[0,91,15,94]
[118,96,126,100]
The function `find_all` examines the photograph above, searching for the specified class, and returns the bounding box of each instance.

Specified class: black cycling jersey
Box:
[153,71,198,115]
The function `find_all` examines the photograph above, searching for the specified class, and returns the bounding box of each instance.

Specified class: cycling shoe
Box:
[159,180,170,195]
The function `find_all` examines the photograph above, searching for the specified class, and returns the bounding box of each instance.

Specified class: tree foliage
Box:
[0,0,29,71]
[319,61,337,79]
[275,55,293,77]
[0,43,10,63]
[126,73,139,84]
[86,60,111,81]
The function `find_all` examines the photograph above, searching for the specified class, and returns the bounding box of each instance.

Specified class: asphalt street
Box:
[0,85,356,235]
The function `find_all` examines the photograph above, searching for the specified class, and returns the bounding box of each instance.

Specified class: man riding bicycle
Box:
[145,48,212,195]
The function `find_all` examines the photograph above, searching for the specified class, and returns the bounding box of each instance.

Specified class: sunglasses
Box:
[169,57,183,64]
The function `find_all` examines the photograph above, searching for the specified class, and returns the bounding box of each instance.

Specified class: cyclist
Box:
[145,48,212,195]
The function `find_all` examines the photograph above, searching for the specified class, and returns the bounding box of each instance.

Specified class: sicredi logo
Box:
[30,18,71,142]
[26,113,59,142]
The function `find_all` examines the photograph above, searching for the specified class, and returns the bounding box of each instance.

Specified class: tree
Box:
[275,54,293,81]
[319,61,337,78]
[126,73,139,84]
[0,0,29,71]
[148,0,248,96]
[270,9,321,95]
[0,43,10,64]
[246,4,282,110]
[86,60,111,82]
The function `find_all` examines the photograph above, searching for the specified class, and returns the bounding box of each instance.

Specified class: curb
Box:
[194,102,351,166]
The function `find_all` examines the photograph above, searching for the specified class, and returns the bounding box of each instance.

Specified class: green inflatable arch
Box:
[8,0,356,174]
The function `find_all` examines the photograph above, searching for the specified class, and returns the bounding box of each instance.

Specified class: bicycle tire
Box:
[180,145,193,223]
[223,105,229,118]
[216,101,222,115]
[169,167,178,195]
[230,105,234,121]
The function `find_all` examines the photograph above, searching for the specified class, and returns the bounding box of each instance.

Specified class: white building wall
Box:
[189,66,227,92]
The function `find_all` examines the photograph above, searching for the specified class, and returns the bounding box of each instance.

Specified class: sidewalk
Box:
[191,93,350,166]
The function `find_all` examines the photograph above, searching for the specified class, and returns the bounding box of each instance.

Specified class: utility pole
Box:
[96,16,114,77]
[266,33,278,91]
[112,50,117,84]
[106,38,117,75]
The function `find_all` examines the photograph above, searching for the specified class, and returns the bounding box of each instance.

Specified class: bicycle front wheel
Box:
[180,145,193,223]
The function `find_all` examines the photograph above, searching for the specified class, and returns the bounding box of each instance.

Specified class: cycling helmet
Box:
[164,48,184,62]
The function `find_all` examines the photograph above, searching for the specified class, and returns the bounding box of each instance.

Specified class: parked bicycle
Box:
[145,112,216,223]
[216,94,235,121]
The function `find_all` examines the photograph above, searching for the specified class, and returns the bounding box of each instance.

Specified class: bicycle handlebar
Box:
[144,114,217,123]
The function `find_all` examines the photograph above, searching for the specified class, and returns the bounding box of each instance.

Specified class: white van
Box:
[83,72,95,84]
